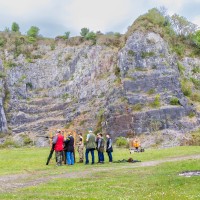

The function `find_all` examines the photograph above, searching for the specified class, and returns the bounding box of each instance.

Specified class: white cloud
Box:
[63,0,133,33]
[193,16,200,28]
[0,0,53,16]
[0,0,199,37]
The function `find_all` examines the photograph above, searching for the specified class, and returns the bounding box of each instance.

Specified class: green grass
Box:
[0,146,199,199]
[0,146,199,175]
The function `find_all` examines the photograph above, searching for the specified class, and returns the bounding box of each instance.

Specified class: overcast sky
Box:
[0,0,199,38]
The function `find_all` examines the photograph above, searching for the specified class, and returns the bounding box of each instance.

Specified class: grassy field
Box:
[0,146,200,199]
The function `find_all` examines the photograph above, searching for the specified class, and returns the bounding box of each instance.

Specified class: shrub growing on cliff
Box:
[172,44,185,57]
[192,30,200,49]
[147,89,155,95]
[0,37,5,47]
[190,77,200,90]
[85,31,97,43]
[126,8,167,37]
[170,97,180,105]
[150,94,161,108]
[190,92,200,102]
[177,62,185,75]
[181,79,192,97]
[114,66,121,77]
[128,50,135,56]
[132,103,143,111]
[26,82,33,90]
[3,60,17,68]
[0,72,6,78]
[85,31,95,40]
[188,111,196,118]
[96,34,121,47]
[94,109,105,134]
[192,66,200,74]
[141,51,155,58]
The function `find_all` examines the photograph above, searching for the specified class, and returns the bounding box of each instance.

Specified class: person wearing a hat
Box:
[52,129,64,166]
[85,128,96,165]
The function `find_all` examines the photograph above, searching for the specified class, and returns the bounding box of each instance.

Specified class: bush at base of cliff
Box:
[182,129,200,146]
[0,137,19,148]
[115,137,128,147]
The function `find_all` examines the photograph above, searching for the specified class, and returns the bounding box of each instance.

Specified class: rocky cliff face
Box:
[0,61,8,133]
[0,30,200,146]
[105,31,198,137]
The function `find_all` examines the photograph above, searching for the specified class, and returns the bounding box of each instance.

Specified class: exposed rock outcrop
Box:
[0,30,199,145]
[0,61,8,133]
[104,31,199,137]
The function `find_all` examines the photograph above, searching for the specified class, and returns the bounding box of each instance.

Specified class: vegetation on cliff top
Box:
[0,7,200,59]
[126,8,200,58]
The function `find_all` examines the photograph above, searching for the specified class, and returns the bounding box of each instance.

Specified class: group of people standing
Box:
[52,130,75,166]
[52,128,113,166]
[85,129,113,165]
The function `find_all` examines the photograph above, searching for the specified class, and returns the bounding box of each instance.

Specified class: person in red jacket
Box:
[53,129,64,166]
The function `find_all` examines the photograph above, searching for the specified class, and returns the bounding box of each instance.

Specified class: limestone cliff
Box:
[0,29,200,146]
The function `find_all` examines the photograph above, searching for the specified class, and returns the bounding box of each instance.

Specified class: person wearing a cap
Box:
[85,128,96,165]
[52,129,64,166]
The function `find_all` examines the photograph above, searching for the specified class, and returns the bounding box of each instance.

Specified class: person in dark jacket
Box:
[96,133,100,163]
[97,133,105,163]
[64,132,75,165]
[106,134,113,163]
[53,129,64,166]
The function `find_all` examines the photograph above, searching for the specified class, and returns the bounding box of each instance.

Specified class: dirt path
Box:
[0,154,199,192]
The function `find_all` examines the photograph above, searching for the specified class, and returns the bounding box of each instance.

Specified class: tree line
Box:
[3,7,200,49]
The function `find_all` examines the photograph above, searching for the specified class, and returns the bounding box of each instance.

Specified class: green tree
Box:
[11,22,20,32]
[85,31,96,41]
[27,26,40,38]
[64,31,70,39]
[80,27,89,37]
[170,14,197,36]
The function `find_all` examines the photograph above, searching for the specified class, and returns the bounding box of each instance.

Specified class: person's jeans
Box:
[66,151,74,165]
[98,151,100,162]
[85,148,95,164]
[107,151,112,162]
[99,151,104,162]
